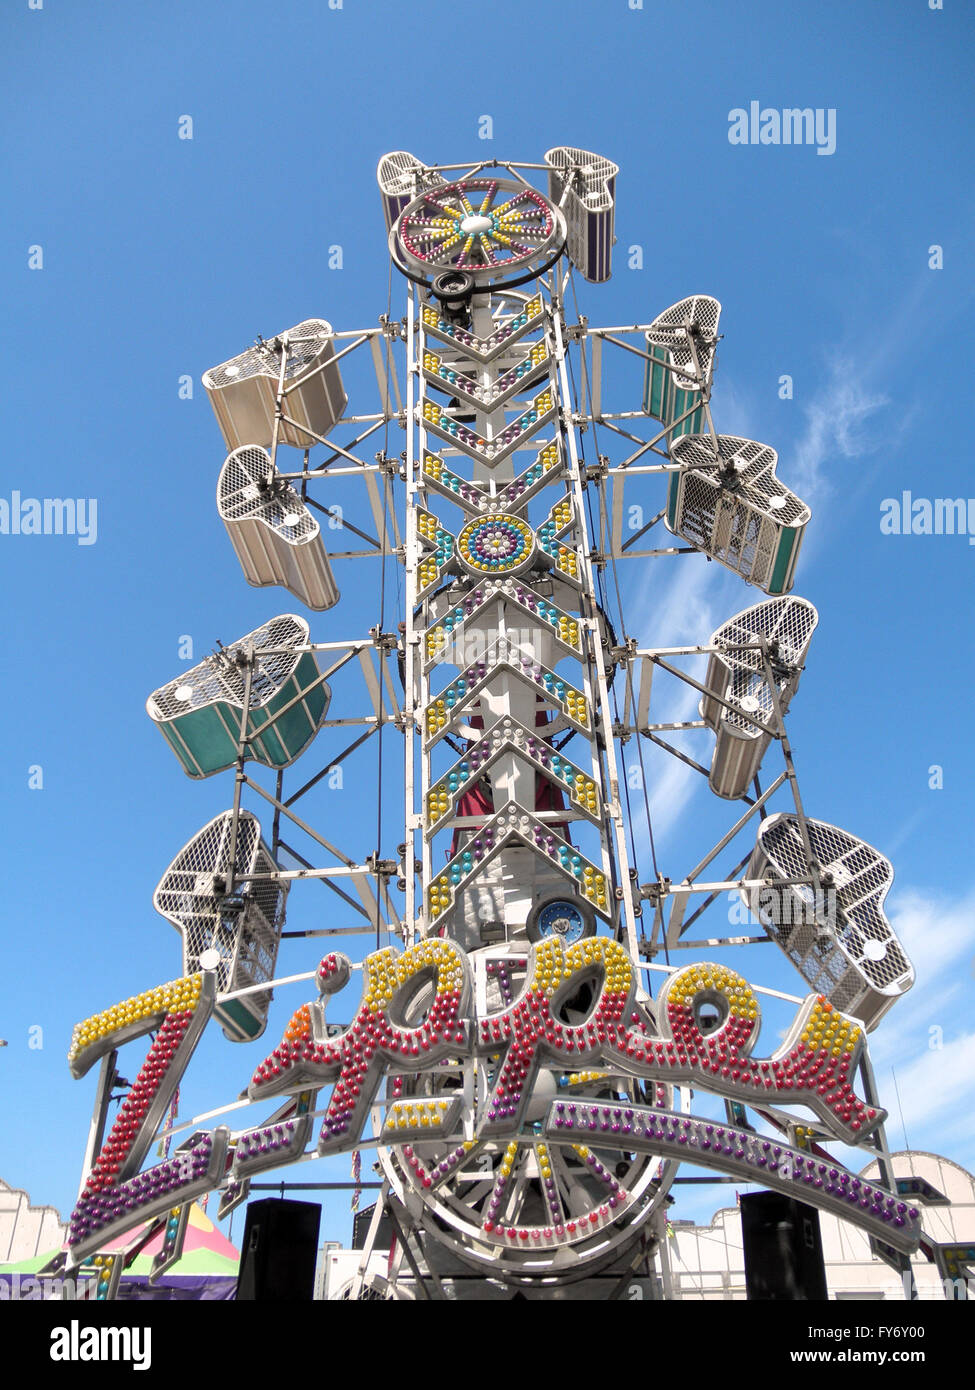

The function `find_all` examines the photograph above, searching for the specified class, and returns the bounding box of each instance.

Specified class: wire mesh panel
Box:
[646,296,722,391]
[544,146,619,282]
[153,810,288,1041]
[146,614,330,778]
[376,150,444,232]
[701,597,819,798]
[203,320,347,452]
[666,434,811,594]
[743,814,914,1029]
[217,446,340,610]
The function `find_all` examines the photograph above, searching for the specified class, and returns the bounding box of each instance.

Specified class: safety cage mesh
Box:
[705,597,818,735]
[217,446,319,543]
[204,321,336,392]
[148,615,310,721]
[752,815,913,1001]
[647,295,722,389]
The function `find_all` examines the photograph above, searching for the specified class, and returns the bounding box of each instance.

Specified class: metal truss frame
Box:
[67,155,930,1303]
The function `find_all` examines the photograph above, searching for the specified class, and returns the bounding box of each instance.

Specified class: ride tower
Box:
[376,152,672,1288]
[59,150,924,1303]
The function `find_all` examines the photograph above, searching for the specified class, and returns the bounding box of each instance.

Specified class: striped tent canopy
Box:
[0,1204,241,1299]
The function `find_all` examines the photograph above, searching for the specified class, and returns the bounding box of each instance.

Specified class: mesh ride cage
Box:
[217,445,340,611]
[666,434,810,595]
[145,614,330,779]
[701,596,819,799]
[543,146,619,284]
[376,150,446,232]
[643,295,721,445]
[153,810,289,1042]
[743,813,915,1029]
[202,319,347,453]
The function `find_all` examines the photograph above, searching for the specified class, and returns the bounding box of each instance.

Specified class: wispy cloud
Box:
[778,271,956,529]
[887,886,975,983]
[866,884,975,1169]
[883,1031,975,1137]
[628,542,734,651]
[790,361,890,508]
[623,558,739,846]
[882,806,932,861]
[708,374,755,441]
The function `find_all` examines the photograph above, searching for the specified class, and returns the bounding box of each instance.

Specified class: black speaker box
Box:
[741,1190,828,1301]
[235,1198,321,1301]
[352,1203,392,1250]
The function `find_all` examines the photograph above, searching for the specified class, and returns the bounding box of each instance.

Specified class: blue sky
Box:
[1,0,972,1252]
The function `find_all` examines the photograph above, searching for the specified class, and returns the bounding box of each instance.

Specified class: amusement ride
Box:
[54,149,925,1301]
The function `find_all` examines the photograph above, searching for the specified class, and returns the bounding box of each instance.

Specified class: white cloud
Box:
[890,1030,975,1131]
[887,886,975,982]
[866,885,975,1066]
[859,884,975,1169]
[872,976,966,1057]
[622,558,741,845]
[642,724,704,834]
[882,807,931,861]
[877,1030,975,1172]
[790,361,889,507]
[709,375,754,441]
[629,548,732,652]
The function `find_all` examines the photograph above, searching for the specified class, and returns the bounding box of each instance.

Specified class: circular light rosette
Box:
[457,514,536,577]
[391,177,566,290]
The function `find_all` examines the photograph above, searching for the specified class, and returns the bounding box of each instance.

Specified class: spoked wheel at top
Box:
[391,178,567,291]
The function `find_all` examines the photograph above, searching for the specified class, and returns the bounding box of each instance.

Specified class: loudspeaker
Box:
[236,1199,321,1301]
[352,1203,392,1251]
[741,1191,828,1301]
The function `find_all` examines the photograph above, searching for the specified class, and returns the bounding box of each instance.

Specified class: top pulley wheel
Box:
[391,177,567,290]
